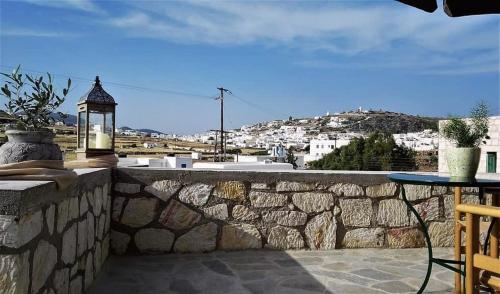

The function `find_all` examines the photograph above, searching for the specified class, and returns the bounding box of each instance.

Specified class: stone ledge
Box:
[115,168,393,186]
[0,168,111,216]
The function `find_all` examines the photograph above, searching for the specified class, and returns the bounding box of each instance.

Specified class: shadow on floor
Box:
[88,248,455,294]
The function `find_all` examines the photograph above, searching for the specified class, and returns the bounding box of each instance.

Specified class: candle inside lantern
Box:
[95,132,111,149]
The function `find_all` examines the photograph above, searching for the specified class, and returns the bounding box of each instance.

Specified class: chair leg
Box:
[455,187,463,293]
[465,213,480,294]
[491,194,499,259]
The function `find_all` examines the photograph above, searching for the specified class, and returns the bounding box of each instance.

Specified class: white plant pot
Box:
[446,147,480,181]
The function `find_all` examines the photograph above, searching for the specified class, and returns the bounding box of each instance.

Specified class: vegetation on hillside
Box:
[309,132,416,171]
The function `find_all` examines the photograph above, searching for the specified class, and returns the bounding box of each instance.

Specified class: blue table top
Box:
[388,173,500,187]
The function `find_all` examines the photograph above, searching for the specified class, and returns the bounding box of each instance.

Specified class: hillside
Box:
[237,110,439,135]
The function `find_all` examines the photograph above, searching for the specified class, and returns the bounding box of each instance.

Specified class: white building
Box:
[309,138,351,158]
[439,116,500,174]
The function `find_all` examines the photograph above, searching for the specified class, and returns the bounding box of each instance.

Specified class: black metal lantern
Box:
[76,76,117,159]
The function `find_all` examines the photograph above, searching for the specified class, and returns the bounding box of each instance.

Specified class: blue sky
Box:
[1,0,499,134]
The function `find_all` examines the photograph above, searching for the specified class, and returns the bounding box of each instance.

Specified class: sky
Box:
[0,0,499,134]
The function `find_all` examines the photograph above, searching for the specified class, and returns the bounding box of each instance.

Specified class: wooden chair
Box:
[456,203,500,293]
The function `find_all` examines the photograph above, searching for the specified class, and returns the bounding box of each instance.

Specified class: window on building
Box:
[487,152,497,173]
[181,163,187,168]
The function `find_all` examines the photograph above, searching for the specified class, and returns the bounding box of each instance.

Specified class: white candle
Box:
[95,132,111,149]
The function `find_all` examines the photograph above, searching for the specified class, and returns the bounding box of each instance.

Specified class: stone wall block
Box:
[79,193,89,217]
[159,200,201,230]
[432,186,448,196]
[93,186,103,216]
[342,228,385,248]
[69,276,82,294]
[410,197,440,225]
[387,228,425,248]
[249,191,288,208]
[94,241,102,273]
[135,228,175,253]
[53,268,69,294]
[251,183,269,190]
[305,212,336,250]
[339,199,372,227]
[276,181,316,192]
[69,196,79,221]
[0,211,42,248]
[178,183,213,206]
[366,183,397,198]
[173,223,217,253]
[215,181,246,202]
[203,204,228,220]
[110,230,130,255]
[232,205,259,221]
[144,180,182,202]
[114,183,141,194]
[86,212,95,250]
[0,251,30,294]
[111,197,126,222]
[77,219,87,257]
[97,214,106,241]
[266,226,305,249]
[329,183,364,197]
[57,199,70,234]
[62,223,77,265]
[32,240,58,294]
[377,199,409,227]
[429,221,454,247]
[84,253,93,290]
[262,211,307,226]
[120,198,158,228]
[291,192,334,213]
[102,235,110,262]
[46,204,55,236]
[219,224,261,250]
[402,184,432,201]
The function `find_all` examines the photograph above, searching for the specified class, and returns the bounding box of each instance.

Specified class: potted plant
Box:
[0,66,71,163]
[441,102,489,180]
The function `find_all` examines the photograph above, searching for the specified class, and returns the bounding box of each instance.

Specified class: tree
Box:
[286,146,298,169]
[309,132,416,171]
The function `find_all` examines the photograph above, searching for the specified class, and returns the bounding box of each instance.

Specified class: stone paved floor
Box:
[89,248,458,294]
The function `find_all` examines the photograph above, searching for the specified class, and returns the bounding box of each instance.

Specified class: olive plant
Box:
[441,102,489,148]
[0,65,71,130]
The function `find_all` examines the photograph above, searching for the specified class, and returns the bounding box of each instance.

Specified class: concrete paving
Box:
[89,248,458,294]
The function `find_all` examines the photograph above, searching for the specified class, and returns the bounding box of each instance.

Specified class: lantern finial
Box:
[95,76,101,86]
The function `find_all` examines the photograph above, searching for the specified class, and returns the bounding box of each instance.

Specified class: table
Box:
[387,173,500,294]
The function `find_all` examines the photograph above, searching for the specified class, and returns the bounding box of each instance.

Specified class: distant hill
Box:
[238,110,440,135]
[119,126,164,135]
[51,113,77,125]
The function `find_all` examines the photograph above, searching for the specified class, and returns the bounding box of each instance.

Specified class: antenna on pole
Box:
[215,86,232,162]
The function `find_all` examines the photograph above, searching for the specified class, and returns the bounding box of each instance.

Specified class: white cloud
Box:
[103,1,499,74]
[23,0,102,13]
[1,28,78,38]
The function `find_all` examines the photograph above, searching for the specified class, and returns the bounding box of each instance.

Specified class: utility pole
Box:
[216,87,231,162]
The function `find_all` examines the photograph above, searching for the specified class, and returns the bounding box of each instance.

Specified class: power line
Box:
[0,64,214,100]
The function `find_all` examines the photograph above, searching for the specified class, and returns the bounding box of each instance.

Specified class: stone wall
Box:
[111,168,482,254]
[0,168,112,294]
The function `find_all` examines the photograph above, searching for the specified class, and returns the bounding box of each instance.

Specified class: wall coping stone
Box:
[115,168,500,187]
[0,168,111,216]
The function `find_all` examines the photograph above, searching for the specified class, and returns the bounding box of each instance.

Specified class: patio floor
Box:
[89,248,457,294]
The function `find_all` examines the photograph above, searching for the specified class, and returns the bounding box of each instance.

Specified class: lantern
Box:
[76,76,117,159]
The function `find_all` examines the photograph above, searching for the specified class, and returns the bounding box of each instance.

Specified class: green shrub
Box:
[441,102,489,148]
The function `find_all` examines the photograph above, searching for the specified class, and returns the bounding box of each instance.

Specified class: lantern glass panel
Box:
[78,111,86,149]
[88,110,113,149]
